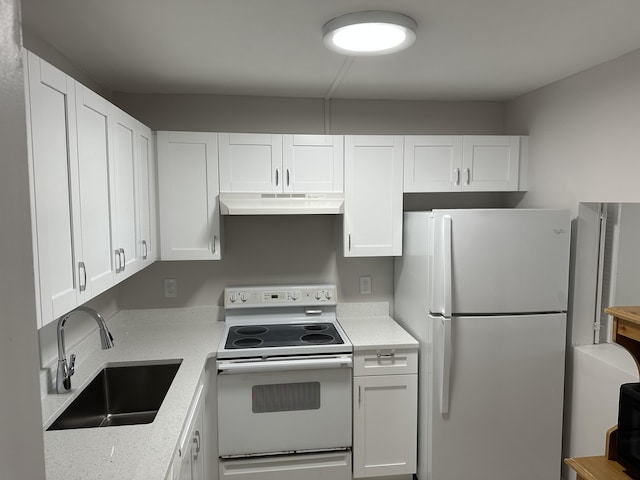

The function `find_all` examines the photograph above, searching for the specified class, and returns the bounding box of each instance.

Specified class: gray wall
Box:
[112,92,507,310]
[505,48,640,478]
[0,0,47,476]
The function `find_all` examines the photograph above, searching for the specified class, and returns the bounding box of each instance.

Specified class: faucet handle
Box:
[68,354,76,377]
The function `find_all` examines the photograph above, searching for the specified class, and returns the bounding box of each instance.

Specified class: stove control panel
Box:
[225,285,337,308]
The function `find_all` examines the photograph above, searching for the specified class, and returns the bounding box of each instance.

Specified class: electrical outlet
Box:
[359,276,372,295]
[164,278,177,298]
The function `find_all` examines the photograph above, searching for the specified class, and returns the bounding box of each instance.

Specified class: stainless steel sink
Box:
[47,360,182,431]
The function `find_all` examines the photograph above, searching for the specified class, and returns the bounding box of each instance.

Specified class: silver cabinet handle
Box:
[78,262,87,292]
[211,235,217,254]
[192,431,201,461]
[348,234,352,252]
[465,168,471,186]
[114,249,122,273]
[286,168,290,187]
[455,168,460,186]
[358,385,362,406]
[142,240,148,260]
[377,352,395,358]
[119,248,126,272]
[275,168,279,186]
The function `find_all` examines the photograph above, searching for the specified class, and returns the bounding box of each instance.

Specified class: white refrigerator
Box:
[394,209,570,480]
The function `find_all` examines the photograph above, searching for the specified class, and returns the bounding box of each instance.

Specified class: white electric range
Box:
[216,285,353,480]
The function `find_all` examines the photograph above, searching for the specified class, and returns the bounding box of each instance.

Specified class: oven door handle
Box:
[217,356,353,374]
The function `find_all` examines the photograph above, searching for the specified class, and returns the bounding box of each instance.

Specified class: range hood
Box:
[219,193,344,215]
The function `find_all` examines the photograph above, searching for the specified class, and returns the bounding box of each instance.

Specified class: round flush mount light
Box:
[322,11,417,56]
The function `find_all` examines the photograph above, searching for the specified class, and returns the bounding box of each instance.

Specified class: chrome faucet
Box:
[56,306,115,393]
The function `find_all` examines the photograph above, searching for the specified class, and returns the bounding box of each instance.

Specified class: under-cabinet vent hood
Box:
[219,193,344,215]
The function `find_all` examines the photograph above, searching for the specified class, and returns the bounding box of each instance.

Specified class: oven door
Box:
[217,354,352,457]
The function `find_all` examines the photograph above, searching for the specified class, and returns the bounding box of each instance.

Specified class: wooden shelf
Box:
[565,456,629,480]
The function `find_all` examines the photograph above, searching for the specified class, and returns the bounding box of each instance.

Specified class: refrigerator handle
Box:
[443,215,452,317]
[440,317,452,415]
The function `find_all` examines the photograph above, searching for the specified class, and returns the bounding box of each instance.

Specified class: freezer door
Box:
[430,313,566,480]
[431,209,570,315]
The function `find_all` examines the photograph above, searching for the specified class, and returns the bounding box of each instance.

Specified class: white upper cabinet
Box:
[344,136,403,257]
[109,106,141,279]
[136,123,158,267]
[218,133,282,193]
[403,135,527,192]
[404,136,463,192]
[157,131,221,261]
[219,133,344,193]
[282,135,343,192]
[462,135,523,191]
[74,83,116,299]
[24,50,82,328]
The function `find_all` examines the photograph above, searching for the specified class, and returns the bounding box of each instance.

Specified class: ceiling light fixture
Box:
[322,11,417,56]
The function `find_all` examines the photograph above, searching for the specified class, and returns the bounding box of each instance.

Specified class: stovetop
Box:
[217,285,352,359]
[224,322,345,350]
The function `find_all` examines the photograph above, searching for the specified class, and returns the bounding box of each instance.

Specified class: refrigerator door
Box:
[430,313,566,480]
[431,209,570,315]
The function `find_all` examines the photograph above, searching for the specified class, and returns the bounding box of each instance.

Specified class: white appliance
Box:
[394,209,570,480]
[216,285,353,480]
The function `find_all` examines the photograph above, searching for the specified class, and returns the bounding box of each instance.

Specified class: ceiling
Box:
[20,0,640,101]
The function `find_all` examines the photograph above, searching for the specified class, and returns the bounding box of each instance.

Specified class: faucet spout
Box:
[56,306,115,393]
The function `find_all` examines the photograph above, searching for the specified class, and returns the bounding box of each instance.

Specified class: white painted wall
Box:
[0,0,47,476]
[506,48,640,478]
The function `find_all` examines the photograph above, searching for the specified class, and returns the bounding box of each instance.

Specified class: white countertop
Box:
[339,315,419,351]
[40,303,415,480]
[41,307,224,480]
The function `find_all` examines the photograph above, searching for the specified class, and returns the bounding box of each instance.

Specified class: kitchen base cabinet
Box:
[172,381,205,480]
[353,350,418,479]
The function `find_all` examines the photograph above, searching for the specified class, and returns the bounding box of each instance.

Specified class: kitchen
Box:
[3,1,640,479]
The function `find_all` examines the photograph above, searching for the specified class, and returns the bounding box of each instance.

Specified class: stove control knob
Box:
[324,290,333,300]
[291,291,300,301]
[239,292,248,303]
[315,290,322,300]
[229,293,238,303]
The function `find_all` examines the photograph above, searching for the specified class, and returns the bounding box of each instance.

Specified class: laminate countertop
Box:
[41,307,224,480]
[339,315,419,350]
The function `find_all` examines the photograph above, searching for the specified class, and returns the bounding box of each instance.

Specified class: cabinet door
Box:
[136,122,157,267]
[75,84,115,298]
[109,106,141,278]
[157,131,221,260]
[218,133,283,193]
[24,51,82,327]
[344,136,403,257]
[282,135,343,193]
[404,136,463,192]
[462,136,520,191]
[353,374,418,478]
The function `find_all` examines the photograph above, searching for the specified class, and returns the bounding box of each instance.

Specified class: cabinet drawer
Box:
[354,349,417,376]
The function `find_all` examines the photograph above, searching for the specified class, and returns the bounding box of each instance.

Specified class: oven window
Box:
[252,382,320,413]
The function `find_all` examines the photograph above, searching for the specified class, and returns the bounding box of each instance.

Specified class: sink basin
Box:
[47,360,182,431]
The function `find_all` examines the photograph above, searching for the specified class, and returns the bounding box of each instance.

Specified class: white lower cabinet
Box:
[157,131,221,260]
[172,382,205,480]
[353,349,418,478]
